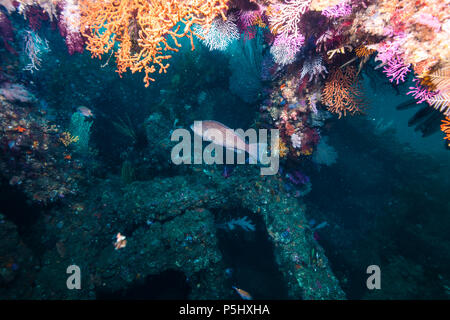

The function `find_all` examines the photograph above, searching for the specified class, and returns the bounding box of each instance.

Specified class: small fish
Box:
[77,106,94,118]
[114,232,127,250]
[232,286,252,300]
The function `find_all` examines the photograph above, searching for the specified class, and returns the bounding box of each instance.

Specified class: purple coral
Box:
[58,0,84,55]
[383,56,410,84]
[0,83,36,103]
[374,37,405,68]
[270,33,305,65]
[407,79,437,104]
[300,55,328,82]
[238,9,262,29]
[0,11,16,55]
[322,1,352,18]
[309,92,319,114]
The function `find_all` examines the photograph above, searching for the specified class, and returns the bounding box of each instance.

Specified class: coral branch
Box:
[322,66,365,118]
[79,0,228,86]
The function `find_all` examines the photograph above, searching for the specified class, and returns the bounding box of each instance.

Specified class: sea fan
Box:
[428,64,450,92]
[300,55,328,82]
[427,64,450,116]
[427,93,450,116]
[197,13,240,51]
[270,32,305,66]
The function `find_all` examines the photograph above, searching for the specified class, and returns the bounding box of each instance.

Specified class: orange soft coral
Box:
[441,117,450,141]
[355,45,375,58]
[322,66,366,118]
[79,0,228,86]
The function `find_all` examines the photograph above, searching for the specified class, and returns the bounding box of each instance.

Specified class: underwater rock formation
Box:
[18,161,344,299]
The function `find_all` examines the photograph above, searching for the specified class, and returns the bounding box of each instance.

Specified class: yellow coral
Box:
[60,132,79,147]
[278,139,288,158]
[327,45,352,60]
[273,137,288,158]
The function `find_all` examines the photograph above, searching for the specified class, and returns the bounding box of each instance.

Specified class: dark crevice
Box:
[212,207,290,299]
[0,178,43,233]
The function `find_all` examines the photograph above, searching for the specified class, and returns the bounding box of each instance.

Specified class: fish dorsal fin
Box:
[205,120,244,139]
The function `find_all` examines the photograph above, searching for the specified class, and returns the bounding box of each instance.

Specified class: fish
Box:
[190,120,264,162]
[77,106,94,118]
[114,233,127,250]
[232,286,252,300]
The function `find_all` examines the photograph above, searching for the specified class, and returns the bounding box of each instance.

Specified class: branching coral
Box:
[79,0,228,86]
[267,0,310,37]
[59,131,79,147]
[374,0,449,73]
[238,4,265,29]
[355,45,375,58]
[407,78,437,104]
[322,66,365,118]
[0,83,36,102]
[22,29,50,72]
[441,117,450,141]
[270,32,305,65]
[300,55,328,82]
[426,64,450,116]
[383,56,410,85]
[197,12,240,51]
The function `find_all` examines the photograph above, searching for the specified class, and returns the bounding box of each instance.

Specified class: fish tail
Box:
[247,143,267,164]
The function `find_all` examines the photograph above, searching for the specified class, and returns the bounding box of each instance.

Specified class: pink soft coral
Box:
[322,1,352,18]
[407,79,437,104]
[58,0,84,55]
[383,56,410,84]
[270,32,305,65]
